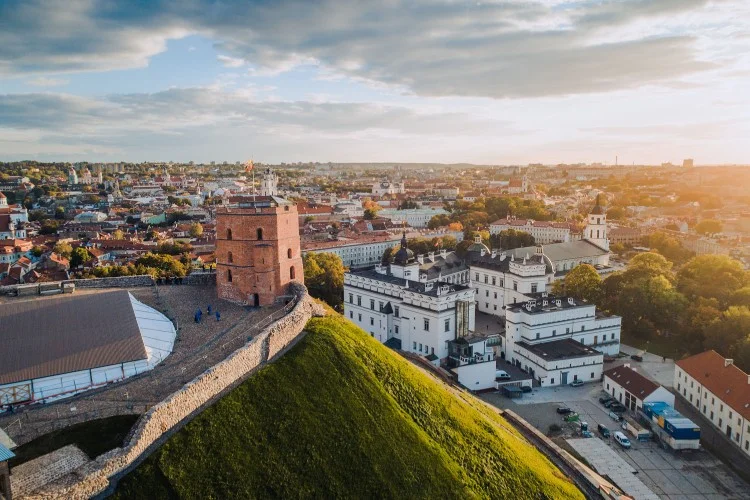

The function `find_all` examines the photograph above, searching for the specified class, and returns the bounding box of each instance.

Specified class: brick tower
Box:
[216,195,303,306]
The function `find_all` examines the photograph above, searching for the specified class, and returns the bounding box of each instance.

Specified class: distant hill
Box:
[114,313,582,499]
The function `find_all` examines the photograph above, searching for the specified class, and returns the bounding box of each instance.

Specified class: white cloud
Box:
[217,55,245,68]
[27,77,68,87]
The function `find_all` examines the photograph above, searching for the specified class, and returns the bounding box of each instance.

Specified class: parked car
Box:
[609,411,622,421]
[610,403,627,413]
[556,406,573,415]
[597,424,611,438]
[614,431,632,449]
[570,379,584,387]
[521,386,532,393]
[599,395,614,405]
[603,399,617,408]
[630,354,644,362]
[496,370,511,380]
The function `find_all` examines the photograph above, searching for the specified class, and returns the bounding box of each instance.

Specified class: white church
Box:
[343,197,621,388]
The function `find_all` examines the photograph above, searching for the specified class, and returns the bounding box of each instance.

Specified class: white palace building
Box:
[343,199,621,388]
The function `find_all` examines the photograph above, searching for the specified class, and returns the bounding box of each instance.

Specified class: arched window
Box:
[287,248,292,259]
[226,228,233,240]
[290,266,296,280]
[227,269,233,282]
[257,228,263,240]
[227,251,233,264]
[596,230,600,238]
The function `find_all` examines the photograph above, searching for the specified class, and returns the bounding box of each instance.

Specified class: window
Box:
[287,248,293,258]
[370,299,375,310]
[581,325,585,331]
[290,266,296,280]
[552,329,556,336]
[395,325,399,334]
[424,318,430,331]
[492,277,496,286]
[444,319,450,332]
[484,275,488,284]
[531,284,538,294]
[485,290,489,297]
[256,228,264,240]
[720,404,724,411]
[513,281,518,291]
[349,293,353,304]
[226,228,233,240]
[494,292,497,299]
[419,343,423,352]
[591,372,595,379]
[500,280,504,287]
[485,303,489,308]
[349,311,353,319]
[357,296,362,306]
[227,269,233,282]
[394,306,399,317]
[370,317,374,326]
[413,342,417,350]
[719,418,723,427]
[551,378,555,384]
[494,305,497,310]
[566,328,570,334]
[379,301,384,311]
[536,332,540,339]
[475,273,479,281]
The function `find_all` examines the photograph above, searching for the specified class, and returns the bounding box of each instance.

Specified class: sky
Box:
[0,0,749,165]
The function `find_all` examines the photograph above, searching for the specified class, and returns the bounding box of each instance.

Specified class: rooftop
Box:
[347,268,471,297]
[0,290,148,385]
[603,365,661,399]
[516,338,601,361]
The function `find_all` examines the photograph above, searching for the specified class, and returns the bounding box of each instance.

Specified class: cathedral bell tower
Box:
[585,194,609,251]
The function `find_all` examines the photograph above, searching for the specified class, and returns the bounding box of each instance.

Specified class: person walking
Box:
[216,311,221,322]
[207,304,212,315]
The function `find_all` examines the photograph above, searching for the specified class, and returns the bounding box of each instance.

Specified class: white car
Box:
[614,431,632,449]
[495,370,511,380]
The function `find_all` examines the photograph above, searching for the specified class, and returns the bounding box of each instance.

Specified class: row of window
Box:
[226,265,296,282]
[413,342,435,355]
[225,248,294,264]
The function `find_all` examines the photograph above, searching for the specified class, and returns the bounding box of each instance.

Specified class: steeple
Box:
[585,194,609,250]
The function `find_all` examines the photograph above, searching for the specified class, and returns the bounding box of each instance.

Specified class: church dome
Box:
[467,234,490,255]
[393,232,414,265]
[590,194,605,215]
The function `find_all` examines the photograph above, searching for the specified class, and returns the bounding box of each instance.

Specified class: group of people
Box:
[195,304,220,323]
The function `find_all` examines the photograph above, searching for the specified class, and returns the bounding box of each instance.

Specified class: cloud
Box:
[1,0,745,98]
[0,88,519,160]
[26,77,69,87]
[217,55,244,68]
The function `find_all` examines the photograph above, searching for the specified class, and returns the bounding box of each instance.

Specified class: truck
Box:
[621,414,651,442]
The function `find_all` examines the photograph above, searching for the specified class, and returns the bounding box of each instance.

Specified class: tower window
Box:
[227,269,233,282]
[257,228,264,240]
[227,251,233,263]
[226,228,233,240]
[290,266,296,280]
[287,248,292,258]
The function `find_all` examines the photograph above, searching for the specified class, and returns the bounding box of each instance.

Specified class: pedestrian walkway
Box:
[567,438,660,500]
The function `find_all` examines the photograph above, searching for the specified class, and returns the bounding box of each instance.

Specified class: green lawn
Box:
[9,414,138,467]
[115,314,582,499]
[620,331,683,359]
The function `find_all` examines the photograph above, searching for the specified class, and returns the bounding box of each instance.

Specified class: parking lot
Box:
[481,382,750,499]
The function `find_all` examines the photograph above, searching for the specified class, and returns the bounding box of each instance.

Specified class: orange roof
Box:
[677,350,750,421]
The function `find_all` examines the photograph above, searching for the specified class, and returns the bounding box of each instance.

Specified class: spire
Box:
[401,230,408,249]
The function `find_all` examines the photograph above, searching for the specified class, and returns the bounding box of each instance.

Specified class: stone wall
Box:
[181,272,216,286]
[69,275,155,289]
[11,446,90,498]
[17,283,324,499]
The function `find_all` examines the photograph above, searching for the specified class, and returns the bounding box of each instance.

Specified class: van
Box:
[495,370,511,380]
[597,424,611,438]
[614,431,631,449]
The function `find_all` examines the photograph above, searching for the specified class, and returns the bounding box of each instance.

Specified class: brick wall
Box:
[16,284,324,499]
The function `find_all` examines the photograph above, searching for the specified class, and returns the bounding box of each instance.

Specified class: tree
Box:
[363,208,378,220]
[53,242,72,258]
[381,246,396,266]
[694,219,723,235]
[643,232,693,264]
[135,252,189,277]
[303,252,346,310]
[427,214,451,229]
[554,264,602,303]
[189,222,204,238]
[490,229,534,250]
[70,247,92,268]
[39,219,60,235]
[54,206,66,219]
[30,246,43,257]
[730,287,750,307]
[112,229,125,240]
[704,306,750,355]
[677,255,748,306]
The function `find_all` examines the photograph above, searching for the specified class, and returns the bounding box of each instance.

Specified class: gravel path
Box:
[0,284,284,446]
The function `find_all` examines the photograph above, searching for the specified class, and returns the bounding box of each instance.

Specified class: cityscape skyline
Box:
[1,0,749,164]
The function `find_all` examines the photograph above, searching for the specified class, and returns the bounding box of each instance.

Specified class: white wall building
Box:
[344,235,474,360]
[603,364,674,412]
[489,217,577,244]
[502,296,621,386]
[372,179,405,196]
[302,235,402,269]
[259,167,278,196]
[378,207,449,228]
[675,351,750,457]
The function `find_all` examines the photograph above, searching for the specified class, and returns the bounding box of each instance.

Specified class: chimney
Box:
[491,249,497,258]
[440,248,447,258]
[568,297,575,305]
[480,248,486,257]
[725,358,734,367]
[428,251,435,260]
[417,254,424,264]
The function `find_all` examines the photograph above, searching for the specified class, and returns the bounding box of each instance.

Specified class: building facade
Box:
[302,234,402,269]
[216,196,303,306]
[378,207,449,228]
[489,217,576,244]
[675,351,750,457]
[259,167,279,196]
[372,179,405,196]
[603,364,674,412]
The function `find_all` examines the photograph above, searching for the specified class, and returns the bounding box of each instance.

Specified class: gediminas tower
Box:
[215,194,303,306]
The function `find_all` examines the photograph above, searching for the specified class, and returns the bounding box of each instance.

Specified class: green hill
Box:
[114,313,582,499]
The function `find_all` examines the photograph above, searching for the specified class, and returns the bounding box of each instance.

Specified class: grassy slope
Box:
[115,315,582,499]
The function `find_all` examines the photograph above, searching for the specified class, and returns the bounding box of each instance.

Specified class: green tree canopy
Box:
[694,219,723,235]
[490,229,535,251]
[303,252,346,311]
[53,242,72,258]
[189,222,204,238]
[554,264,602,303]
[70,247,93,268]
[677,254,748,306]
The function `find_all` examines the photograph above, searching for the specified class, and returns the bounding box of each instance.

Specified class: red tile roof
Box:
[677,350,750,421]
[603,365,661,400]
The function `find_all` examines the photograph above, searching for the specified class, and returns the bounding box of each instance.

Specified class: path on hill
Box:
[0,284,284,446]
